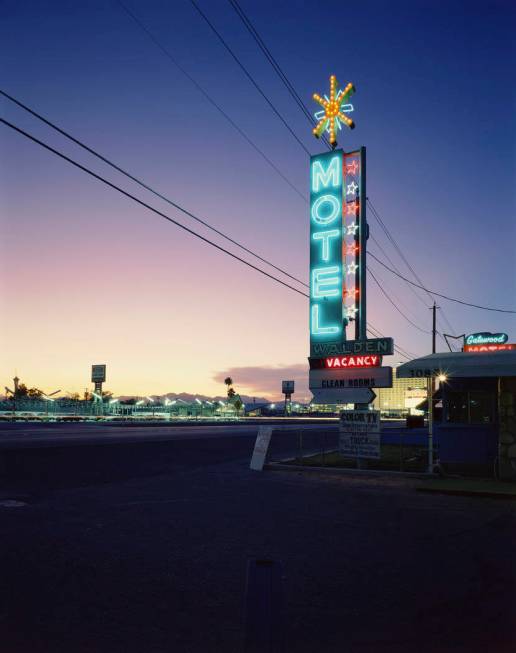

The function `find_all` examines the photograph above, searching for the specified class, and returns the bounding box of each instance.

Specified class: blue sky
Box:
[1,0,515,398]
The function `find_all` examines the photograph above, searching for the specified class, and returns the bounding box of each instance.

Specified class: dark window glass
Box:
[469,391,494,424]
[447,392,468,423]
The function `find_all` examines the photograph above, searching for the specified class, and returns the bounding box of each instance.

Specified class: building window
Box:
[468,391,494,424]
[447,390,494,424]
[447,392,468,423]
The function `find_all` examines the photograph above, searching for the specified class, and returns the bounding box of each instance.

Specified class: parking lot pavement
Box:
[0,427,515,652]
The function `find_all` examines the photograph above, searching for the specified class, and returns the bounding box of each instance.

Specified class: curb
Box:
[265,462,433,479]
[416,487,516,499]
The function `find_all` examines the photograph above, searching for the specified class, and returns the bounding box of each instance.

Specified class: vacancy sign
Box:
[309,355,381,369]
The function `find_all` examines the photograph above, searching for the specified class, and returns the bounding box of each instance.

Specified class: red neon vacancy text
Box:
[325,355,380,368]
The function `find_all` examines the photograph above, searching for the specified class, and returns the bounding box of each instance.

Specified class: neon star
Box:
[344,288,359,299]
[346,160,359,175]
[346,201,359,215]
[347,262,358,274]
[346,306,359,318]
[346,244,359,256]
[312,75,355,147]
[347,222,359,235]
[346,181,358,196]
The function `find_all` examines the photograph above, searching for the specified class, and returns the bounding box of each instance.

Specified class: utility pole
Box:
[430,301,439,354]
[427,302,439,473]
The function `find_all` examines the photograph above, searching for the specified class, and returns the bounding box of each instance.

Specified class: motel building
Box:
[396,339,516,481]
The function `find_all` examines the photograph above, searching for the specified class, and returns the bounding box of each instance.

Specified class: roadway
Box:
[0,420,332,448]
[0,422,514,652]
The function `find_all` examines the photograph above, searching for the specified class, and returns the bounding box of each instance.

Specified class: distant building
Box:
[372,367,426,416]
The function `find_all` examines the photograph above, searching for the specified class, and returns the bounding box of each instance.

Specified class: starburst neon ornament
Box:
[312,75,355,147]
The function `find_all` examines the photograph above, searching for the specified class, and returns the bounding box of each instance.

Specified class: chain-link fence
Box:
[264,425,432,474]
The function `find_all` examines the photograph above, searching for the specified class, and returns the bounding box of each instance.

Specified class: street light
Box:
[108,397,118,417]
[42,394,55,419]
[427,371,448,473]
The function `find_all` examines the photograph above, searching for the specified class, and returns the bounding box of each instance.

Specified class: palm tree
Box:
[224,377,233,397]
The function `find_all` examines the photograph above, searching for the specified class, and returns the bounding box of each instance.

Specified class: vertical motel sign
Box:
[310,148,366,355]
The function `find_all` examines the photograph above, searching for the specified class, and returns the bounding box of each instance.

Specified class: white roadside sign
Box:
[339,410,381,459]
[250,426,273,471]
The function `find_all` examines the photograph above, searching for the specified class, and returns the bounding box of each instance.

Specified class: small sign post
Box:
[339,410,380,459]
[250,427,273,471]
[91,364,106,416]
[281,380,295,416]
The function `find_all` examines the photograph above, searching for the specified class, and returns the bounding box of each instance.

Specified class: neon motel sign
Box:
[310,150,344,343]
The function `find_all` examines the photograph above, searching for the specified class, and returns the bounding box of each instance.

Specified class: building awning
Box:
[396,351,516,379]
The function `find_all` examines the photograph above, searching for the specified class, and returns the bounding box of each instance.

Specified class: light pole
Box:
[428,373,447,473]
[109,398,118,416]
[92,391,103,417]
[146,396,155,417]
[42,395,55,419]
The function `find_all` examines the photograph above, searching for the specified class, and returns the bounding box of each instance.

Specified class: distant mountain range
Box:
[0,392,272,404]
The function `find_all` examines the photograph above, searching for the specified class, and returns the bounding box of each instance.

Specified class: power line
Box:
[367,198,458,332]
[367,199,433,303]
[223,2,461,342]
[181,3,479,328]
[369,251,516,313]
[227,0,332,149]
[223,1,466,333]
[0,88,308,289]
[369,232,428,310]
[223,0,466,330]
[0,117,310,298]
[189,0,312,156]
[2,115,418,360]
[366,325,414,360]
[114,0,307,203]
[1,91,445,345]
[368,267,431,334]
[368,198,457,333]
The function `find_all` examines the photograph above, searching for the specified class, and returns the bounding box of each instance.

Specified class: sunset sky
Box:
[1,0,515,400]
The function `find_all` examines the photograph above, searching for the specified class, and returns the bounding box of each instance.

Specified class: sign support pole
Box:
[354,147,368,470]
[427,375,433,473]
[355,146,367,342]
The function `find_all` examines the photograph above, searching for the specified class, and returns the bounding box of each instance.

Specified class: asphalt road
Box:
[0,423,515,652]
